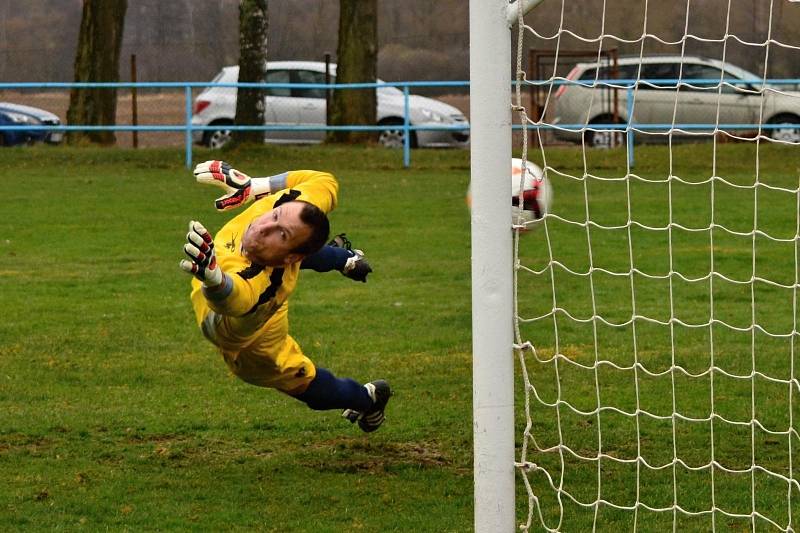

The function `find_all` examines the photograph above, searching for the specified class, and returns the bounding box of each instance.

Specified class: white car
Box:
[192,61,469,149]
[551,55,800,147]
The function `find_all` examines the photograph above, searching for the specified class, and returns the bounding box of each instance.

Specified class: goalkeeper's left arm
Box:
[193,160,338,215]
[193,160,291,211]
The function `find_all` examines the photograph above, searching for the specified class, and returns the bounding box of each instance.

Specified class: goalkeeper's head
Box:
[242,200,329,267]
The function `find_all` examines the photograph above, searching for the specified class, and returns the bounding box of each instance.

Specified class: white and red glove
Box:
[179,220,223,287]
[193,160,255,211]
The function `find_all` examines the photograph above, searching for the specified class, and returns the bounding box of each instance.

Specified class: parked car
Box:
[191,61,469,149]
[0,102,63,146]
[550,55,800,147]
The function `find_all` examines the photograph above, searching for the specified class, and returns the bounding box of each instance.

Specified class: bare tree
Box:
[234,0,268,146]
[327,0,377,144]
[66,0,127,145]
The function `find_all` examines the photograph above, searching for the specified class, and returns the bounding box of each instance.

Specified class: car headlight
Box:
[4,111,39,125]
[419,108,445,122]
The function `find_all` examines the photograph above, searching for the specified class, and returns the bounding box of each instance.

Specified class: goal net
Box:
[511,0,800,530]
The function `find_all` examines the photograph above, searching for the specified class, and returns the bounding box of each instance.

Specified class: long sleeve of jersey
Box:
[190,170,339,322]
[262,169,338,213]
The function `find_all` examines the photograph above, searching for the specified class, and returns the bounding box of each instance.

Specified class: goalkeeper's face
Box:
[242,201,313,267]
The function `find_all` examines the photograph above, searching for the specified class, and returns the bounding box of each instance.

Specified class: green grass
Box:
[0,144,472,531]
[1,141,799,531]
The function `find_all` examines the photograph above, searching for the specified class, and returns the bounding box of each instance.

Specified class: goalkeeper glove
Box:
[193,160,273,211]
[180,220,223,287]
[329,234,372,283]
[342,249,372,283]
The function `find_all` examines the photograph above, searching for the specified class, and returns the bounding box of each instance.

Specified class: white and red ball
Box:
[510,157,551,226]
[467,158,553,227]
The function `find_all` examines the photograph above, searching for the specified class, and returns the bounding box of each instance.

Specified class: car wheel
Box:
[204,123,233,149]
[585,116,624,149]
[378,119,417,149]
[767,114,800,143]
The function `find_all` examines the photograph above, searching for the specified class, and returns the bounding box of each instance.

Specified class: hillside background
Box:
[1,0,800,86]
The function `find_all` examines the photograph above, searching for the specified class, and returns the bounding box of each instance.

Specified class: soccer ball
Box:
[510,157,551,226]
[466,158,553,228]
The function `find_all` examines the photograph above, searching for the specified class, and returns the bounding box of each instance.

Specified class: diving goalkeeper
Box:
[180,160,390,433]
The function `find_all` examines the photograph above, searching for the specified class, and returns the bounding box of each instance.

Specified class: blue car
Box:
[0,102,63,146]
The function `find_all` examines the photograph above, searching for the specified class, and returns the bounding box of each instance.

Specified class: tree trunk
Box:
[66,0,127,145]
[234,0,268,146]
[327,0,377,144]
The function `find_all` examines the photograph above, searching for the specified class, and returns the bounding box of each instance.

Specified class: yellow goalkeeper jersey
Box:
[189,170,338,328]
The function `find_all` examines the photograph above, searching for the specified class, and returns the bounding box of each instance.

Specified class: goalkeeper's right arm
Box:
[180,220,226,288]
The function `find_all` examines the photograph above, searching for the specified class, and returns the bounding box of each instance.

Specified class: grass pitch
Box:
[1,141,798,531]
[0,145,472,531]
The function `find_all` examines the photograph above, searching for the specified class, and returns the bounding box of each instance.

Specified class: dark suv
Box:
[0,102,63,146]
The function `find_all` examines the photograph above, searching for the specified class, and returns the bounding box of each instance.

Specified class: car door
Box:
[264,69,302,142]
[581,64,643,124]
[291,69,329,142]
[675,63,757,132]
[635,62,682,130]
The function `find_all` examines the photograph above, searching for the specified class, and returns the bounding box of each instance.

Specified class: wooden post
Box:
[324,52,331,126]
[131,53,138,148]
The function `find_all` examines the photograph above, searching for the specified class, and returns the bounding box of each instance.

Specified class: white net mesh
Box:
[513,0,800,530]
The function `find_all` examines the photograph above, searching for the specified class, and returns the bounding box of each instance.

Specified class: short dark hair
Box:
[292,200,330,256]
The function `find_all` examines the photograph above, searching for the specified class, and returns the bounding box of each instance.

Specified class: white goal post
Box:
[469,0,514,528]
[470,1,543,531]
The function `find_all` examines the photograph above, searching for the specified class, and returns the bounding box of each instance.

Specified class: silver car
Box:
[192,60,469,149]
[550,55,800,147]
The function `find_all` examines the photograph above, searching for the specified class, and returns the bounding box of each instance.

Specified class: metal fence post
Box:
[185,85,193,169]
[626,85,634,168]
[403,85,411,168]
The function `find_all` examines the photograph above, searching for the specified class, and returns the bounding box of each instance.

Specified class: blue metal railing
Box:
[522,77,800,166]
[0,80,470,168]
[1,78,798,168]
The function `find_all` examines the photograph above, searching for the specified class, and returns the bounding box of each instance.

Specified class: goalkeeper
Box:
[180,160,390,433]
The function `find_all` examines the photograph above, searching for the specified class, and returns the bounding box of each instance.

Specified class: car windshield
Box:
[377,80,403,96]
[306,73,402,97]
[579,60,772,89]
[721,63,771,87]
[722,63,759,81]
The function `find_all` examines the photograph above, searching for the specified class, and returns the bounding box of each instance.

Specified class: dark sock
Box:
[294,367,373,411]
